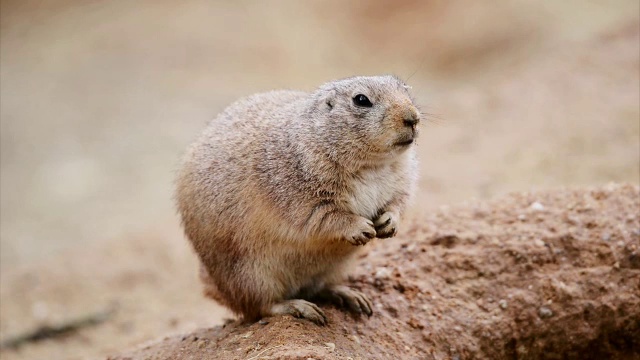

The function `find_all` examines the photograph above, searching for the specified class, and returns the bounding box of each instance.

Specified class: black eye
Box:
[353,94,373,107]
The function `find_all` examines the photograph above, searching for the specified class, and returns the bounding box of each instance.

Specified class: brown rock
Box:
[113,185,640,359]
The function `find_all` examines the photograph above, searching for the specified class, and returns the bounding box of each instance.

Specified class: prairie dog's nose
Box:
[402,107,420,127]
[403,116,419,127]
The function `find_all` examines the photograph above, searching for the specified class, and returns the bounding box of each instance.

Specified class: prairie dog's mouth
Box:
[394,138,414,146]
[395,125,419,147]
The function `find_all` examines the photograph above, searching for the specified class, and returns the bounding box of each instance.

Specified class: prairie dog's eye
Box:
[353,94,373,107]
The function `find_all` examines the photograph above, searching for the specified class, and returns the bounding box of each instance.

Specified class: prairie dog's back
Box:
[194,90,307,163]
[177,90,307,231]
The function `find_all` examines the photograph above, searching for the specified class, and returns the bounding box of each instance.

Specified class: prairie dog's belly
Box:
[347,164,405,219]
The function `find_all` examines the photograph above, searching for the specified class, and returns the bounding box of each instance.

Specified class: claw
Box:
[321,285,374,317]
[265,299,328,325]
[373,211,398,239]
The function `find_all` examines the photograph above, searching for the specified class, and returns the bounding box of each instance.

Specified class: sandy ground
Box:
[113,184,640,359]
[1,1,639,359]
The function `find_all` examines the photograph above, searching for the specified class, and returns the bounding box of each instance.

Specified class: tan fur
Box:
[175,75,420,322]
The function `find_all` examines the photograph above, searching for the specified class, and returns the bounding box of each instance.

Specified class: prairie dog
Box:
[176,75,420,324]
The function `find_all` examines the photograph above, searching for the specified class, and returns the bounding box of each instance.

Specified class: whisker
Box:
[419,110,447,126]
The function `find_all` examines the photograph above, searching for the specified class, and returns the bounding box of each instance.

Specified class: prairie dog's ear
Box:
[321,89,336,111]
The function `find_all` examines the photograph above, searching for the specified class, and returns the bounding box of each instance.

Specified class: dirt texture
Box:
[112,184,640,360]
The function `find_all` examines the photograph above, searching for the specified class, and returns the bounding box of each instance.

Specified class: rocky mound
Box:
[112,184,639,360]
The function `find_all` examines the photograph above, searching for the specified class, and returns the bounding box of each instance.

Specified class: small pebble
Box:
[499,299,508,309]
[324,342,335,352]
[604,182,618,192]
[601,232,611,242]
[517,345,528,355]
[530,202,545,211]
[534,239,545,247]
[374,267,391,280]
[518,214,527,221]
[538,306,553,319]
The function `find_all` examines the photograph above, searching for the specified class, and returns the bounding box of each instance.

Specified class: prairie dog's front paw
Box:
[373,211,399,239]
[344,216,376,246]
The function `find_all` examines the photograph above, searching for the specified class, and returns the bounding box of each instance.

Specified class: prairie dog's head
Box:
[311,75,420,165]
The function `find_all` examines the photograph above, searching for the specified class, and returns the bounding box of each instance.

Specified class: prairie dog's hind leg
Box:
[262,299,328,325]
[315,285,373,316]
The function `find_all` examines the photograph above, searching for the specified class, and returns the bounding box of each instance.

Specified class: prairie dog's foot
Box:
[373,211,398,239]
[265,299,327,325]
[344,216,376,246]
[319,285,373,316]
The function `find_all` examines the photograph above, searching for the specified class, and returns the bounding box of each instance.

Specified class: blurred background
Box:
[1,1,638,359]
